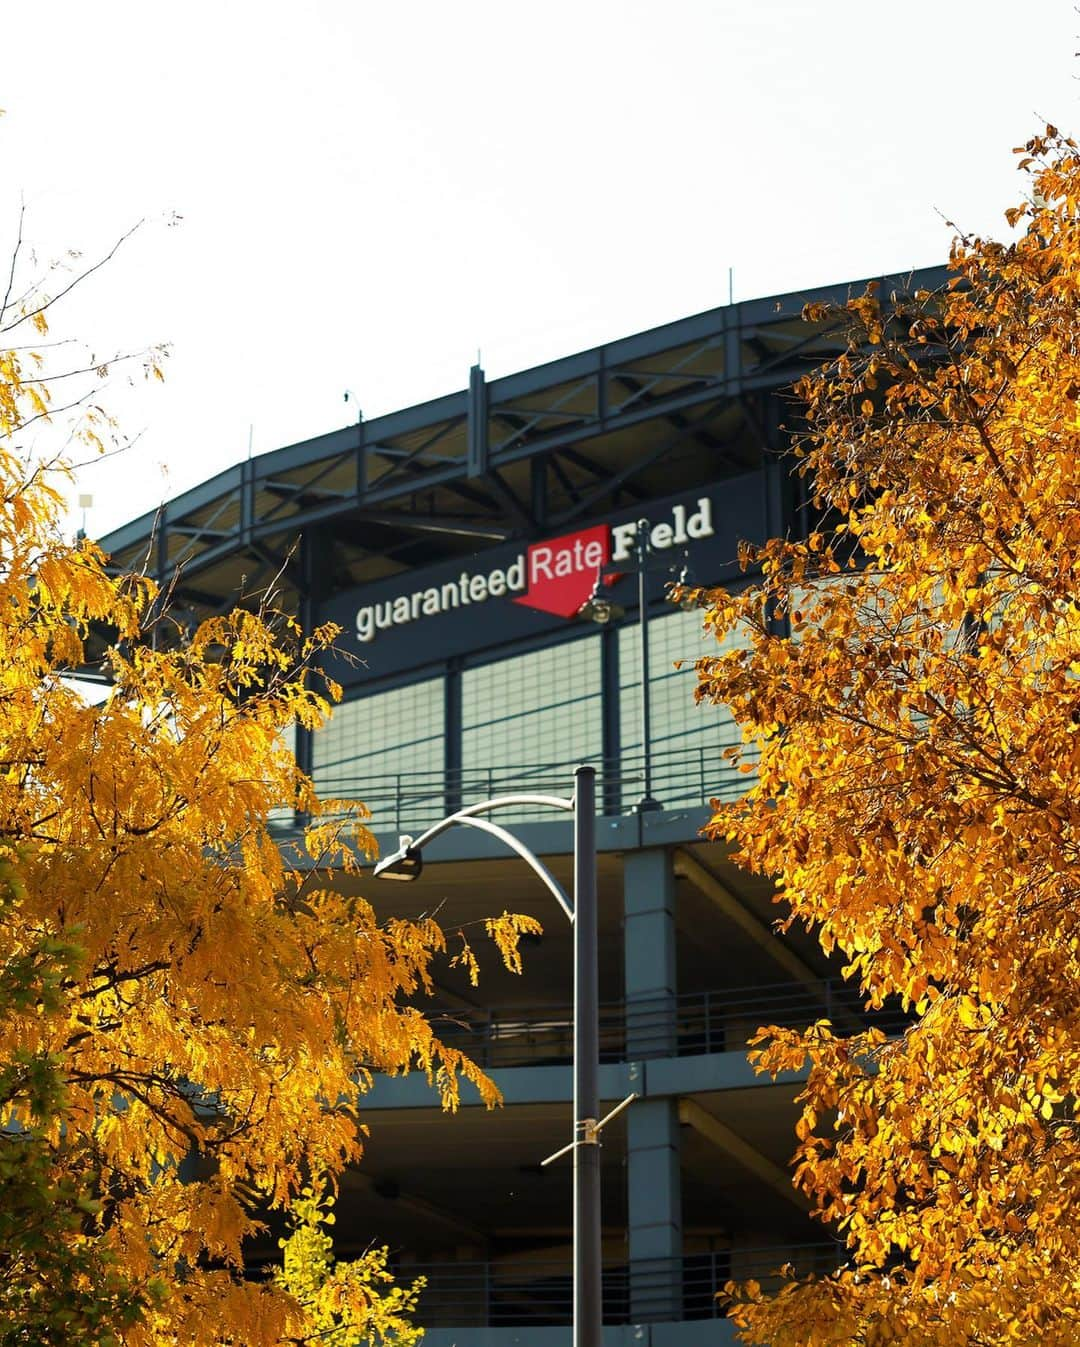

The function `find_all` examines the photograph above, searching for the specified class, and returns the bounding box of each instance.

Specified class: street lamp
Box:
[579,518,694,813]
[373,765,634,1347]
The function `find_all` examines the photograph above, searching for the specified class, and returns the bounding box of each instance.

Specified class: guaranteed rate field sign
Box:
[510,500,715,620]
[327,483,757,682]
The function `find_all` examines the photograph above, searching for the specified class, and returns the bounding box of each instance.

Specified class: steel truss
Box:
[100,266,946,620]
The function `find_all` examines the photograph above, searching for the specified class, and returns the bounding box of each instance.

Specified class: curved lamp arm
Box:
[373,791,576,925]
[411,793,573,851]
[452,815,573,923]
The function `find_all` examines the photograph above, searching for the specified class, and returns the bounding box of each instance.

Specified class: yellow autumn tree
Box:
[0,231,536,1345]
[275,1176,424,1347]
[693,129,1080,1347]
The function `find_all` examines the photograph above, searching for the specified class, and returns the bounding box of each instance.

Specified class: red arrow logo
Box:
[513,524,616,619]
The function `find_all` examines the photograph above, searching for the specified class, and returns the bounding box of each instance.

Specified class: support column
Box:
[600,626,621,817]
[444,661,462,818]
[624,849,677,1057]
[467,363,488,478]
[294,531,317,827]
[623,849,681,1321]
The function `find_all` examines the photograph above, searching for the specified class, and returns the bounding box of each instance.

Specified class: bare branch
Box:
[0,219,144,336]
[0,201,25,325]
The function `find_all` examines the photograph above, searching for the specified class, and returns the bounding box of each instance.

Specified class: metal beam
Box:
[737,394,771,452]
[351,511,512,541]
[678,1098,809,1214]
[370,415,466,463]
[159,484,246,575]
[467,363,488,477]
[530,455,548,529]
[489,375,598,457]
[559,446,647,500]
[549,404,726,528]
[614,370,735,463]
[365,445,502,513]
[367,416,468,492]
[263,478,351,501]
[548,454,583,508]
[482,363,827,476]
[485,466,533,532]
[248,540,303,591]
[169,524,233,539]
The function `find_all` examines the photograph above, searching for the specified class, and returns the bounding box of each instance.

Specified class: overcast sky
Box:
[2,1,1077,537]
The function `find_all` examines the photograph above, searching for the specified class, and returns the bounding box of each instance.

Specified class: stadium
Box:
[100,264,943,1346]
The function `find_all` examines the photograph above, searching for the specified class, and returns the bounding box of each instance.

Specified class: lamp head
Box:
[671,556,700,611]
[577,570,626,627]
[372,836,424,881]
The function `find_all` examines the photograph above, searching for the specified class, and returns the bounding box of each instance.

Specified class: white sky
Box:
[1,0,1077,538]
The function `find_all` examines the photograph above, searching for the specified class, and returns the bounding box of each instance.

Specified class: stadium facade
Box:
[101,266,942,1346]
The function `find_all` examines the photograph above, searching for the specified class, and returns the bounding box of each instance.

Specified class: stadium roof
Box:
[99,265,946,620]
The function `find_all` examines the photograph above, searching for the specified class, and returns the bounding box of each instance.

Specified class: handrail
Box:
[428,977,911,1069]
[293,743,754,836]
[315,744,739,790]
[393,1244,841,1327]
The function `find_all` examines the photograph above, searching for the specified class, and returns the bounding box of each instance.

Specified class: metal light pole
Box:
[573,765,601,1347]
[633,519,659,812]
[578,517,668,813]
[373,765,634,1347]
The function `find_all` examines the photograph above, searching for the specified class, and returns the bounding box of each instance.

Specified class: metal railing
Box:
[395,1244,841,1327]
[427,978,911,1070]
[300,743,753,836]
